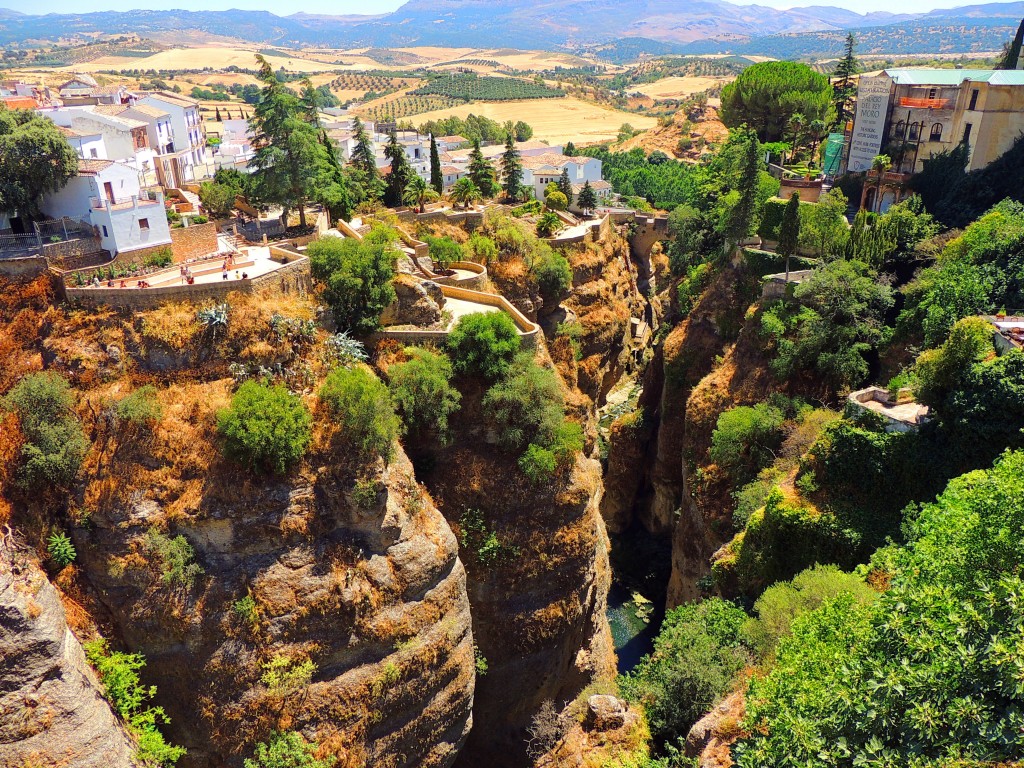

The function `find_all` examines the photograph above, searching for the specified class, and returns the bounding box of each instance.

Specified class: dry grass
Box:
[70,47,349,73]
[409,97,658,145]
[140,302,201,351]
[632,75,733,99]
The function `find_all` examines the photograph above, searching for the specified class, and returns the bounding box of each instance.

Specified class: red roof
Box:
[2,96,37,110]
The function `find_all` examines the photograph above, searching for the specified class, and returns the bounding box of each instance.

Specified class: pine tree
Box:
[778,192,801,283]
[384,130,413,208]
[215,106,222,122]
[429,133,443,194]
[832,33,860,127]
[557,167,574,206]
[500,134,522,202]
[577,180,598,212]
[468,138,496,197]
[997,18,1024,70]
[351,117,383,202]
[299,78,321,128]
[564,141,577,157]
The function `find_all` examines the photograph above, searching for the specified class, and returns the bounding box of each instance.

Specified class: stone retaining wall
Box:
[170,222,218,263]
[0,256,49,279]
[65,258,311,310]
[431,261,487,291]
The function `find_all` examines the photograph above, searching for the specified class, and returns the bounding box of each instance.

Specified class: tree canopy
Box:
[307,228,398,334]
[720,61,832,142]
[0,107,78,218]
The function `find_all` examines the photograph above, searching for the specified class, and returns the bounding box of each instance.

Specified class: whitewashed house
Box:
[42,158,171,257]
[138,91,207,186]
[519,153,603,200]
[58,125,106,161]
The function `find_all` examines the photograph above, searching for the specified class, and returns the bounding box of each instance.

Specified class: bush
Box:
[621,598,749,750]
[483,353,565,451]
[424,234,463,270]
[710,403,786,483]
[244,731,335,768]
[308,232,397,334]
[261,654,316,696]
[545,190,568,211]
[47,530,76,568]
[319,366,400,460]
[532,247,572,300]
[232,594,259,629]
[4,371,88,492]
[519,444,556,483]
[741,564,876,658]
[84,639,186,767]
[466,233,497,264]
[142,248,173,268]
[115,385,163,426]
[217,382,312,474]
[536,211,562,238]
[447,312,521,380]
[144,528,204,589]
[387,347,461,442]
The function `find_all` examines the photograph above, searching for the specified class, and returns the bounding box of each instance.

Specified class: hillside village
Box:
[2,11,1024,768]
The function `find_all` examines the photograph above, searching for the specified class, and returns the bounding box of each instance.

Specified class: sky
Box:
[8,0,1009,16]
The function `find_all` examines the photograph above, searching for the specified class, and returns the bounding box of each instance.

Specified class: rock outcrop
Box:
[0,547,137,768]
[380,274,445,327]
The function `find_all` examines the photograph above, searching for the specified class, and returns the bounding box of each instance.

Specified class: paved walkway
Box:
[77,247,285,290]
[443,296,501,323]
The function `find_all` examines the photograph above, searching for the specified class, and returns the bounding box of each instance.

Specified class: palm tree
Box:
[806,119,828,168]
[870,154,892,213]
[787,113,806,153]
[450,177,481,210]
[403,175,438,214]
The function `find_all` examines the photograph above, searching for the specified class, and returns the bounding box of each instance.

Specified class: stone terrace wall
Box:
[170,222,218,262]
[65,258,311,310]
[0,256,49,279]
[431,261,487,291]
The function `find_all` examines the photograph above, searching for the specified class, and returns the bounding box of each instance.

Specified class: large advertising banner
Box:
[848,75,892,173]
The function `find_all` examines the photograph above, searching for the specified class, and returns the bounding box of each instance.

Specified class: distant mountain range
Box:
[0,0,1021,55]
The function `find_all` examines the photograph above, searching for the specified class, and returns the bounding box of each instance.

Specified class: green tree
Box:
[447,312,521,380]
[450,176,480,210]
[217,382,311,474]
[319,365,400,461]
[244,731,335,768]
[247,55,330,228]
[778,192,801,282]
[869,153,891,213]
[307,231,397,333]
[350,116,383,202]
[500,133,523,201]
[622,599,750,750]
[198,180,237,218]
[482,353,565,451]
[428,133,443,194]
[514,120,533,141]
[403,174,438,214]
[424,234,463,270]
[0,107,78,218]
[467,138,498,197]
[557,167,574,204]
[913,316,997,410]
[536,211,561,238]
[564,141,577,156]
[532,246,572,300]
[388,347,462,442]
[384,130,414,208]
[720,128,762,249]
[720,62,832,142]
[577,180,598,212]
[315,129,359,224]
[710,403,786,484]
[831,33,860,126]
[544,190,568,211]
[4,371,87,492]
[997,16,1024,70]
[799,188,848,257]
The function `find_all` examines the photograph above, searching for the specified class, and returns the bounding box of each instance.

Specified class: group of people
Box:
[86,250,251,290]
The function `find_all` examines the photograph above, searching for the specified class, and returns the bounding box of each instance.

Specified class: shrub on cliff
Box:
[710,403,786,484]
[244,731,335,768]
[483,353,564,451]
[531,246,572,301]
[319,365,400,461]
[217,381,312,474]
[4,371,88,492]
[387,347,461,443]
[447,312,521,380]
[307,231,397,334]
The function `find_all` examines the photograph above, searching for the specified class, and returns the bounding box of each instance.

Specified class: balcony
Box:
[866,170,913,185]
[899,97,952,109]
[90,191,162,211]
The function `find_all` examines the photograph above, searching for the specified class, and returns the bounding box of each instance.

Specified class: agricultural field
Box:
[631,76,733,99]
[412,74,565,101]
[63,46,349,73]
[410,96,658,145]
[357,93,461,122]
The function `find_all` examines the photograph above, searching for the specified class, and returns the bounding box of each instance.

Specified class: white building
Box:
[138,91,208,186]
[441,165,467,190]
[57,125,106,161]
[519,153,603,200]
[57,74,98,101]
[42,158,171,257]
[43,106,159,187]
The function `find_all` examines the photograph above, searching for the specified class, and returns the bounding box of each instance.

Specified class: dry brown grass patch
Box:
[140,302,201,350]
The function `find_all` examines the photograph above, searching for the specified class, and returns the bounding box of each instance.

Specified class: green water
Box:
[607,582,660,674]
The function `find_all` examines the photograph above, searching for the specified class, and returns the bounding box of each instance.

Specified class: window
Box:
[928,88,937,99]
[930,123,943,141]
[894,120,906,138]
[963,123,973,143]
[908,123,920,140]
[969,89,979,111]
[102,225,108,237]
[90,148,98,158]
[139,218,150,230]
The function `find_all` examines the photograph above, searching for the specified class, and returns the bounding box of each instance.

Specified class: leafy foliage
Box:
[319,365,400,461]
[710,403,786,484]
[307,229,398,334]
[244,731,335,768]
[144,528,204,589]
[412,74,564,101]
[482,353,565,452]
[735,450,1024,767]
[84,639,186,767]
[0,106,79,216]
[115,385,163,427]
[4,371,88,492]
[47,530,76,568]
[720,61,832,142]
[446,312,521,381]
[424,234,463,270]
[217,381,312,474]
[387,347,461,442]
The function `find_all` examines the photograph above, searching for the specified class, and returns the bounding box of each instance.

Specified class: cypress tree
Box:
[722,129,762,251]
[215,106,222,122]
[997,18,1024,70]
[384,130,413,208]
[778,192,801,283]
[832,33,860,127]
[429,133,443,194]
[468,138,496,197]
[500,134,522,202]
[557,167,574,205]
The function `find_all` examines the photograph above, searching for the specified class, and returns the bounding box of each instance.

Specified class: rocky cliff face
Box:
[73,415,475,768]
[0,547,137,768]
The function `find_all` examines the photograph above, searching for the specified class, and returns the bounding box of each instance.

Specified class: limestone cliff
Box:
[0,546,137,768]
